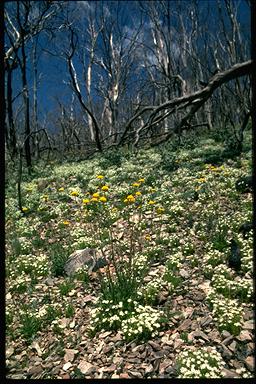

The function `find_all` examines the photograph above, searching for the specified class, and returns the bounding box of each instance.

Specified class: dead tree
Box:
[118,60,252,146]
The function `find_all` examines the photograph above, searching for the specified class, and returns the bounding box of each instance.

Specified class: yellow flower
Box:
[58,187,64,192]
[157,207,165,214]
[138,178,145,182]
[96,175,104,179]
[99,196,107,202]
[148,200,155,205]
[145,235,151,241]
[197,177,206,183]
[70,191,79,196]
[83,199,90,204]
[92,192,100,198]
[126,194,135,203]
[195,186,201,191]
[22,207,29,212]
[112,207,118,212]
[135,191,142,196]
[42,194,49,201]
[63,220,70,225]
[91,197,98,202]
[132,183,140,187]
[101,185,109,191]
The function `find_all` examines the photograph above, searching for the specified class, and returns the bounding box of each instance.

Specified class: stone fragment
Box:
[237,330,252,342]
[64,248,108,276]
[178,318,192,331]
[63,362,72,371]
[244,356,254,372]
[78,361,95,375]
[27,365,43,376]
[228,341,237,352]
[119,373,130,379]
[242,320,254,330]
[222,368,240,378]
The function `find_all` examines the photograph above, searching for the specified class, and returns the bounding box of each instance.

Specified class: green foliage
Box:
[58,280,75,296]
[49,243,70,277]
[20,313,42,341]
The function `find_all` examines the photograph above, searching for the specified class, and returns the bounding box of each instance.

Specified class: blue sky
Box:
[7,0,251,131]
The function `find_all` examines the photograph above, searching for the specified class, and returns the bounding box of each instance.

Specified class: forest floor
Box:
[5,135,254,379]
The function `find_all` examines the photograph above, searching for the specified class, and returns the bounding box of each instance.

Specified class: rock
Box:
[64,349,77,363]
[222,368,240,378]
[244,356,254,372]
[64,248,108,276]
[144,364,154,374]
[228,341,237,352]
[242,320,254,330]
[111,373,120,378]
[6,346,14,358]
[159,359,173,374]
[220,344,233,359]
[221,330,231,338]
[200,315,212,327]
[62,373,70,379]
[119,373,130,379]
[78,361,95,375]
[190,330,209,341]
[10,374,25,379]
[98,331,112,339]
[148,340,161,351]
[129,370,143,378]
[100,364,116,372]
[178,318,192,331]
[173,338,184,350]
[237,330,252,342]
[179,269,190,279]
[63,362,72,371]
[222,335,234,346]
[27,365,43,376]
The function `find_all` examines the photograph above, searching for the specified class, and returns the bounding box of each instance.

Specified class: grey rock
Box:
[64,248,108,276]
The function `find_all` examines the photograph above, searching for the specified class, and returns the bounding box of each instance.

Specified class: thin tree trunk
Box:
[21,35,32,171]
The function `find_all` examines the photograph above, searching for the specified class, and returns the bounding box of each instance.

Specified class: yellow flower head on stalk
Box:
[99,196,107,203]
[63,220,70,225]
[195,186,201,191]
[156,207,165,214]
[125,194,135,203]
[83,199,90,204]
[197,177,206,183]
[58,187,64,192]
[132,182,140,187]
[135,191,142,196]
[91,197,98,202]
[43,194,49,201]
[96,175,104,179]
[145,234,151,241]
[138,178,145,183]
[92,192,100,198]
[22,207,29,212]
[148,200,156,205]
[101,185,109,191]
[70,191,79,196]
